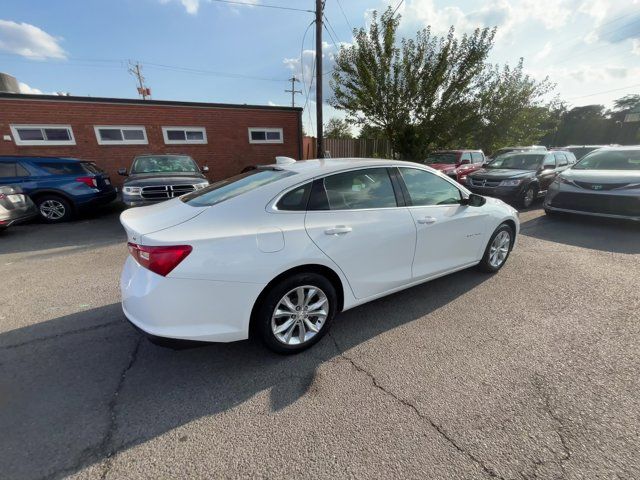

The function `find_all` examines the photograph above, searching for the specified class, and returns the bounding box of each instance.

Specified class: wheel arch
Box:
[29,189,76,209]
[248,263,345,337]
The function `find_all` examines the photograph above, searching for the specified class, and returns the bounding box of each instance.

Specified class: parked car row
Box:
[0,154,209,231]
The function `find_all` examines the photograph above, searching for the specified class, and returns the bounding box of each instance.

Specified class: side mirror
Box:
[460,158,471,165]
[117,168,128,176]
[462,193,486,207]
[201,165,209,173]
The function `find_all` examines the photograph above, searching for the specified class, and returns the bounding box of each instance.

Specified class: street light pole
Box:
[315,0,324,158]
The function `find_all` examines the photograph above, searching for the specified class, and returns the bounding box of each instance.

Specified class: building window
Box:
[10,125,76,146]
[162,127,207,145]
[94,126,148,145]
[248,127,283,144]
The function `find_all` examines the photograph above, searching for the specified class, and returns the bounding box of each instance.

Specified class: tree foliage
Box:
[324,118,354,139]
[330,7,556,158]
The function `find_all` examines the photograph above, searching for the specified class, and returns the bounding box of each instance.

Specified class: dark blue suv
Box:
[0,156,116,222]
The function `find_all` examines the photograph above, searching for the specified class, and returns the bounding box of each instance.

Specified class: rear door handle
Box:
[324,226,352,235]
[417,216,437,224]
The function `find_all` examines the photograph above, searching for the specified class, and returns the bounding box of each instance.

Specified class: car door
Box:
[396,167,490,279]
[538,154,558,191]
[554,152,569,173]
[304,167,417,299]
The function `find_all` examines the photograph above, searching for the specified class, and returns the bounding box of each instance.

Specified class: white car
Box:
[120,158,519,353]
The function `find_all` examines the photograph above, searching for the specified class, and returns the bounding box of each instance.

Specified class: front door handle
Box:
[324,226,352,235]
[417,216,437,225]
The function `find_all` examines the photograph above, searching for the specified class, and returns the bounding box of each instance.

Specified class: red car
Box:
[420,150,486,183]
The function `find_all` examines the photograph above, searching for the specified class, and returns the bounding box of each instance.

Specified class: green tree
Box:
[472,60,558,153]
[331,7,496,159]
[324,118,353,139]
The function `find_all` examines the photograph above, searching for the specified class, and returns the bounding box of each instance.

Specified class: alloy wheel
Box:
[39,199,66,220]
[523,188,535,207]
[271,285,329,345]
[489,230,511,268]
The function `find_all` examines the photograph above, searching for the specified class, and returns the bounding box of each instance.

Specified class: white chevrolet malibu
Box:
[121,158,519,353]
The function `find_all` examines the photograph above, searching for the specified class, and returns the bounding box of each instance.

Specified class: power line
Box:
[208,0,313,13]
[566,82,640,100]
[323,13,342,47]
[335,0,353,31]
[142,61,285,82]
[392,0,404,16]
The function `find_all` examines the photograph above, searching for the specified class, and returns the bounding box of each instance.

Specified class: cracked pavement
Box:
[1,203,639,479]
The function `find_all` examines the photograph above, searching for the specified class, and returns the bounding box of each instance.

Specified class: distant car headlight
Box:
[123,186,142,196]
[193,182,209,190]
[499,179,523,187]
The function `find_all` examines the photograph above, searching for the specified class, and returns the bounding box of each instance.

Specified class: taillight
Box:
[76,176,98,188]
[127,243,192,277]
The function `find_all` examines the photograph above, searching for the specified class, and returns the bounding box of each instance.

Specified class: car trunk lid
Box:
[120,198,207,239]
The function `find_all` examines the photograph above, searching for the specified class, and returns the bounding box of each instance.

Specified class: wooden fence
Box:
[302,137,394,159]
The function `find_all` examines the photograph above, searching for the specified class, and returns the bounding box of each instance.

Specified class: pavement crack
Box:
[327,332,505,480]
[40,334,143,480]
[98,334,143,479]
[2,320,121,350]
[531,373,572,478]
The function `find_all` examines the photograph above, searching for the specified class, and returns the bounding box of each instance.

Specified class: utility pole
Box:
[285,76,302,107]
[315,0,324,158]
[128,61,150,100]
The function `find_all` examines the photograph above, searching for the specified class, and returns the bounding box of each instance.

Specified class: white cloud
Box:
[283,41,343,102]
[534,41,552,61]
[159,0,259,15]
[18,81,43,94]
[633,39,640,55]
[0,19,66,59]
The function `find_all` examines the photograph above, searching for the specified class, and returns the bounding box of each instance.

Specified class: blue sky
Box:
[1,0,640,135]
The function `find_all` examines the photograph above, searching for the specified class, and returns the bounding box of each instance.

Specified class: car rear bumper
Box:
[0,208,38,228]
[120,256,264,343]
[75,190,117,208]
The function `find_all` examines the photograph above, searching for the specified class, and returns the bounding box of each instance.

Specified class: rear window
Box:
[182,168,295,207]
[37,162,95,175]
[424,152,459,165]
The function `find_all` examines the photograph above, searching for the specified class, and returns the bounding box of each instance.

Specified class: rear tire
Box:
[35,195,73,223]
[255,272,337,354]
[477,224,514,273]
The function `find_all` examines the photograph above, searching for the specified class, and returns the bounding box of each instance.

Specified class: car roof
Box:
[431,149,482,153]
[269,158,432,180]
[0,156,81,163]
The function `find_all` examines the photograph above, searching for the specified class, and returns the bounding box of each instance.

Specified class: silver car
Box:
[544,147,640,221]
[0,185,38,230]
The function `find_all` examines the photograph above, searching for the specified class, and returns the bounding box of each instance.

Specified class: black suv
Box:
[119,154,210,207]
[466,150,575,208]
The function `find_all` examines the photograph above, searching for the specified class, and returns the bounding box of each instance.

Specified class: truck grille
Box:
[469,178,501,188]
[140,184,196,200]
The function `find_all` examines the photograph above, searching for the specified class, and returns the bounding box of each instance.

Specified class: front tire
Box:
[520,185,537,209]
[35,195,73,223]
[477,224,514,273]
[255,273,337,354]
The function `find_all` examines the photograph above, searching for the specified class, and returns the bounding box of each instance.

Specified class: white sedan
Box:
[120,158,519,353]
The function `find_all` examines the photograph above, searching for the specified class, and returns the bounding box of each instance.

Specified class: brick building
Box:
[0,93,303,185]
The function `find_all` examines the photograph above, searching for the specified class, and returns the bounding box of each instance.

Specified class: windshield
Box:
[573,149,640,170]
[487,153,544,170]
[567,147,599,160]
[182,168,295,207]
[424,153,459,165]
[131,155,199,174]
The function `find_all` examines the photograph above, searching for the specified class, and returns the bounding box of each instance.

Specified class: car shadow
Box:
[519,210,640,254]
[0,268,489,480]
[0,202,125,256]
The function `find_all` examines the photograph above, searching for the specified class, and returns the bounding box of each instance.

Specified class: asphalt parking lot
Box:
[1,203,639,480]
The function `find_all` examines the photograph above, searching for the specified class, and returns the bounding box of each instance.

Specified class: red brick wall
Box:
[0,97,302,185]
